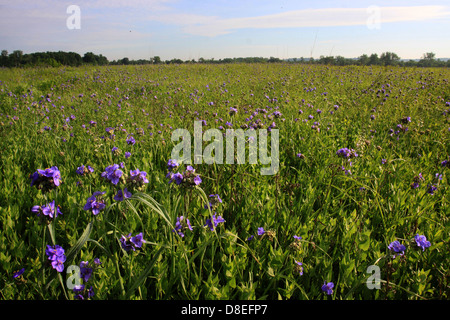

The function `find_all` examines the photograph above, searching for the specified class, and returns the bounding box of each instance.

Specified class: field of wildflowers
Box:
[0,63,448,300]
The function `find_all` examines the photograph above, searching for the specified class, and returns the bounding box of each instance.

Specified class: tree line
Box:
[1,49,448,68]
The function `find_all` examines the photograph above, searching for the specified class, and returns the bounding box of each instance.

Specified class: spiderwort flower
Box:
[120,232,146,252]
[205,194,222,210]
[172,216,193,237]
[13,268,25,279]
[205,213,226,231]
[114,188,132,201]
[414,234,431,251]
[30,166,62,191]
[294,260,303,275]
[83,191,106,215]
[45,245,66,272]
[101,164,123,185]
[167,159,179,170]
[80,261,93,282]
[322,282,334,295]
[257,227,265,236]
[388,240,406,259]
[76,165,94,176]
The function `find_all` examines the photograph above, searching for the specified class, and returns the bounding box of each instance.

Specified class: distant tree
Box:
[151,56,161,64]
[368,53,379,65]
[380,52,400,66]
[358,54,369,66]
[1,50,8,67]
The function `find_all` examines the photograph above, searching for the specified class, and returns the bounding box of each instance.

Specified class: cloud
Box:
[151,5,450,37]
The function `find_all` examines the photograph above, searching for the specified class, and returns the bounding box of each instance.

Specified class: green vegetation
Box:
[0,63,449,300]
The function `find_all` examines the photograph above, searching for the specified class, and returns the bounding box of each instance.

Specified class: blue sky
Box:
[0,0,449,61]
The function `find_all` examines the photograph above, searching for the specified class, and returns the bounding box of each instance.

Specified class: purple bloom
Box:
[114,188,132,201]
[257,227,265,236]
[41,200,63,219]
[294,260,303,276]
[102,164,123,185]
[388,240,406,258]
[45,245,66,273]
[80,261,93,282]
[321,282,334,295]
[125,152,131,159]
[167,159,179,170]
[13,268,25,279]
[83,191,106,215]
[120,232,146,252]
[205,213,226,231]
[414,234,431,251]
[193,175,202,185]
[126,135,136,145]
[427,184,437,195]
[172,216,193,237]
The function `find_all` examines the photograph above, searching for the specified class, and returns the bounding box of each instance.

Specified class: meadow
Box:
[0,62,449,300]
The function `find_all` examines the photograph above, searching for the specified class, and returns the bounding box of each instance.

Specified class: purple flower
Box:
[126,135,136,145]
[205,213,226,231]
[427,184,437,195]
[13,268,25,279]
[45,245,66,273]
[294,260,303,275]
[120,232,146,252]
[414,234,431,251]
[125,152,131,159]
[388,240,406,258]
[205,194,222,210]
[102,164,123,185]
[167,159,179,170]
[114,188,132,201]
[257,227,265,236]
[321,282,334,295]
[80,261,93,282]
[172,216,193,237]
[41,200,63,219]
[30,166,62,191]
[83,191,106,215]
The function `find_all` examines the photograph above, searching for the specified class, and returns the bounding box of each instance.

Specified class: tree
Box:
[380,52,400,66]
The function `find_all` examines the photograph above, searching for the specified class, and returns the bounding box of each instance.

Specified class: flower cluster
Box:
[76,164,94,176]
[30,166,62,192]
[120,232,146,252]
[31,200,63,222]
[204,213,226,231]
[172,216,193,237]
[101,164,124,185]
[166,162,202,187]
[83,191,106,215]
[322,282,334,295]
[388,234,431,259]
[73,258,101,300]
[126,168,149,191]
[45,244,66,273]
[204,194,222,210]
[336,148,358,159]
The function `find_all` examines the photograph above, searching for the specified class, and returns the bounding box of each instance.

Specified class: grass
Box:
[0,63,449,300]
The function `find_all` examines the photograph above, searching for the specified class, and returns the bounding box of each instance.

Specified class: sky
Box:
[0,0,449,61]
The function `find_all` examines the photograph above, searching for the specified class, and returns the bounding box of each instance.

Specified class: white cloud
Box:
[150,5,450,37]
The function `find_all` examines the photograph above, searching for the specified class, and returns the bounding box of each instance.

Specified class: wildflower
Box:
[172,216,193,237]
[73,285,94,300]
[76,165,94,176]
[30,166,62,191]
[41,200,63,219]
[427,184,437,195]
[336,148,358,159]
[296,153,305,159]
[381,159,387,165]
[101,164,123,185]
[83,191,106,215]
[114,188,132,201]
[127,168,149,188]
[388,240,406,259]
[205,213,226,231]
[126,135,136,145]
[322,282,334,295]
[257,227,265,236]
[45,245,66,272]
[13,268,25,279]
[80,261,93,282]
[204,194,222,210]
[125,152,131,159]
[414,234,431,251]
[120,232,146,252]
[167,159,179,170]
[289,235,302,251]
[294,260,303,275]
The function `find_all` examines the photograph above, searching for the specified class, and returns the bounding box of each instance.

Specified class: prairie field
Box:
[0,63,449,300]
